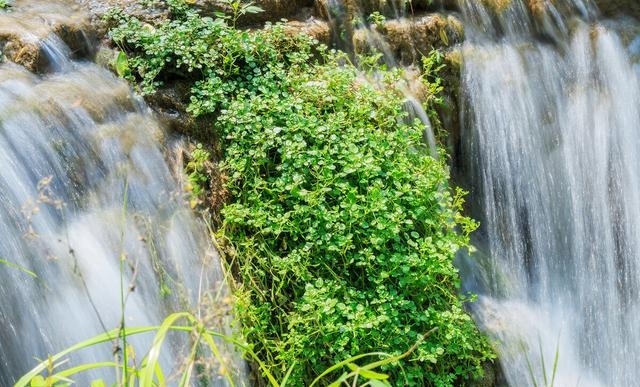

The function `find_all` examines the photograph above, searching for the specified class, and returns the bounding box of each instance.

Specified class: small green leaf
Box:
[346,363,389,381]
[90,380,107,387]
[368,380,392,387]
[242,5,264,14]
[115,51,129,78]
[327,372,349,387]
[360,369,390,380]
[29,376,46,387]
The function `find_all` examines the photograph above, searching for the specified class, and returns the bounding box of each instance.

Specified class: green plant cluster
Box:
[17,311,430,387]
[218,57,493,386]
[106,0,310,116]
[107,1,494,386]
[185,143,211,202]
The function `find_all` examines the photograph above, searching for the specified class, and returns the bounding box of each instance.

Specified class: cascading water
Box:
[0,2,242,385]
[456,0,640,386]
[319,0,444,157]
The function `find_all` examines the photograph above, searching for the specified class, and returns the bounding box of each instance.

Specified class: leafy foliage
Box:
[367,11,386,29]
[16,312,248,387]
[185,143,212,206]
[107,1,495,386]
[106,2,313,114]
[17,312,428,387]
[217,55,493,386]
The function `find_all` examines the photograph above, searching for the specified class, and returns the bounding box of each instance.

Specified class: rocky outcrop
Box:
[63,0,640,148]
[0,0,96,72]
[74,0,462,138]
[81,0,317,35]
[355,13,463,64]
[595,0,640,20]
[315,0,458,19]
[4,0,640,73]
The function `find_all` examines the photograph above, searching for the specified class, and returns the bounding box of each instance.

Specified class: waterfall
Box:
[457,0,640,386]
[0,3,241,386]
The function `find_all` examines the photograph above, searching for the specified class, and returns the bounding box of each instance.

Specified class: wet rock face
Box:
[359,14,463,64]
[2,41,48,73]
[78,0,169,38]
[595,0,640,20]
[312,0,463,62]
[0,0,96,72]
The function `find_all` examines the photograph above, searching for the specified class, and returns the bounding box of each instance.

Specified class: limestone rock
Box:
[79,0,169,38]
[0,0,96,72]
[283,19,331,45]
[354,13,464,64]
[316,0,458,19]
[2,41,48,72]
[595,0,640,20]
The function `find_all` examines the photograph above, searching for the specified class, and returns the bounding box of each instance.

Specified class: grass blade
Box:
[0,258,37,278]
[550,339,560,387]
[538,339,547,387]
[14,326,156,387]
[139,312,191,387]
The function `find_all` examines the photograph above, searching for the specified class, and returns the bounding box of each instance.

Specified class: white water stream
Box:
[0,2,241,386]
[457,1,640,386]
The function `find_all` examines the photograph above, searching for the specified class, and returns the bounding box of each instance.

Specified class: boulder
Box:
[2,40,48,73]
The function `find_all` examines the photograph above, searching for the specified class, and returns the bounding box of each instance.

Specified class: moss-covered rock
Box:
[355,13,463,64]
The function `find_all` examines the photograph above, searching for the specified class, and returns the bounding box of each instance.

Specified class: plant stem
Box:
[119,176,130,385]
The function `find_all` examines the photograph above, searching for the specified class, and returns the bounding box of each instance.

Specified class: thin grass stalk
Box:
[140,312,191,386]
[119,176,130,385]
[550,339,560,387]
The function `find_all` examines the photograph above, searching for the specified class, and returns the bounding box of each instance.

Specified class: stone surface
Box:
[355,13,463,64]
[595,0,640,20]
[316,0,458,19]
[2,41,47,72]
[283,19,331,44]
[194,0,316,25]
[0,0,96,72]
[78,0,169,39]
[81,0,317,31]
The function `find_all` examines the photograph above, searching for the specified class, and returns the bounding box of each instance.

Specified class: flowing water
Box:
[7,0,640,385]
[0,2,241,385]
[456,0,640,386]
